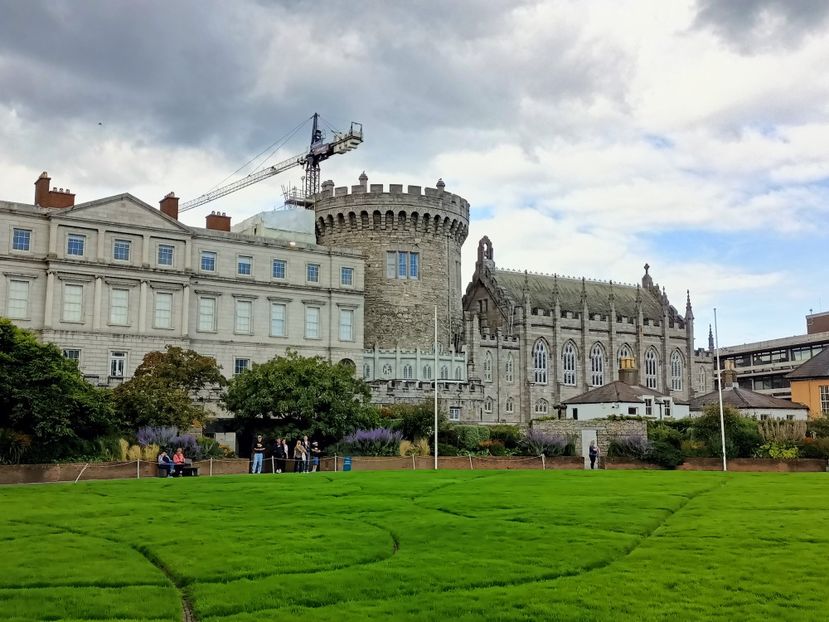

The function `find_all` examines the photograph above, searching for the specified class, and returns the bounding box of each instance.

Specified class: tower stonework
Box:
[314,176,469,350]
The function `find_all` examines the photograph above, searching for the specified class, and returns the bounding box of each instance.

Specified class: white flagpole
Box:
[434,305,439,470]
[714,308,727,472]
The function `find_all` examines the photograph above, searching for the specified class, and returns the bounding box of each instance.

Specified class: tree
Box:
[113,346,226,430]
[223,351,376,444]
[691,405,762,458]
[0,318,115,462]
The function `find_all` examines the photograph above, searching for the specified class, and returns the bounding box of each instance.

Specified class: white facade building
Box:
[0,174,365,404]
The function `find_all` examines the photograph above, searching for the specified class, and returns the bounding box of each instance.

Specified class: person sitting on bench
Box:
[157,451,174,477]
[173,447,186,477]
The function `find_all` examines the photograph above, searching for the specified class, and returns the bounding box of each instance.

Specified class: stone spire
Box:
[685,290,694,321]
[642,263,653,289]
[608,279,615,305]
[521,270,530,305]
[708,324,715,352]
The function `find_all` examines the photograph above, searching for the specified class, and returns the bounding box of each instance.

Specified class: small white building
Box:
[690,367,809,420]
[562,358,690,420]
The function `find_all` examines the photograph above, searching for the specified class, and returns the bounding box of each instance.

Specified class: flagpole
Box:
[434,305,439,470]
[714,308,727,472]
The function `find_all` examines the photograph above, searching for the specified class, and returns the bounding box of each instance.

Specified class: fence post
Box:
[74,462,90,484]
[469,455,473,470]
[136,459,140,480]
[334,454,338,472]
[209,458,213,477]
[271,456,276,474]
[541,454,546,470]
[412,454,416,470]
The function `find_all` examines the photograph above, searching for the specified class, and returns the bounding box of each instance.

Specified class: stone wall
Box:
[314,179,469,350]
[531,418,648,455]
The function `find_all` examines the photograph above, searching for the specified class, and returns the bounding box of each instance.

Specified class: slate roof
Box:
[689,388,808,411]
[785,346,829,381]
[491,269,669,322]
[564,381,679,404]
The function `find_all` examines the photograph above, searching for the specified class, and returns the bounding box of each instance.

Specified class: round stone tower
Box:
[314,174,469,350]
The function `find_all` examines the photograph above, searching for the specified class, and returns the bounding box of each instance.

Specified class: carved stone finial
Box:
[436,178,445,190]
[644,263,650,275]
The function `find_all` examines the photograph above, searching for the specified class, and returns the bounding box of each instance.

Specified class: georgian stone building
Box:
[0,173,365,390]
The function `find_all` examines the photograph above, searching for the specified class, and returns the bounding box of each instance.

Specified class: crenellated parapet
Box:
[314,179,469,244]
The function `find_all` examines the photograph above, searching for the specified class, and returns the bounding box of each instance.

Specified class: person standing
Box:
[293,439,306,473]
[251,435,266,474]
[589,440,600,470]
[302,435,311,473]
[273,437,286,474]
[310,441,321,472]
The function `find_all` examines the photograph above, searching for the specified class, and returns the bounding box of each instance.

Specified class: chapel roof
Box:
[564,380,681,404]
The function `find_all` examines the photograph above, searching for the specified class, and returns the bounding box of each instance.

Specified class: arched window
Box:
[644,348,659,390]
[483,352,493,382]
[533,340,548,384]
[484,397,493,413]
[670,351,683,391]
[382,363,393,377]
[505,397,514,413]
[440,365,449,380]
[423,364,432,380]
[617,343,634,365]
[697,366,706,392]
[534,398,549,415]
[505,353,514,383]
[402,364,413,380]
[562,341,577,386]
[590,343,606,387]
[455,366,462,380]
[363,363,372,379]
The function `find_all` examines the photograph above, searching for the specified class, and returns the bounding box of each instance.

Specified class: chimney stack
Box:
[159,192,179,220]
[205,211,231,232]
[34,172,75,208]
[618,356,638,385]
[721,359,737,389]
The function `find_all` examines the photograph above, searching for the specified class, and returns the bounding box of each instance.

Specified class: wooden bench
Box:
[157,462,199,477]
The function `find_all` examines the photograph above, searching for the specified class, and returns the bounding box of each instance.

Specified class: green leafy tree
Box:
[0,318,115,461]
[223,351,375,444]
[379,401,443,441]
[691,405,762,458]
[113,346,226,429]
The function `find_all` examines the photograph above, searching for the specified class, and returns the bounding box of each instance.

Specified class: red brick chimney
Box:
[159,192,179,220]
[34,172,75,208]
[205,211,231,231]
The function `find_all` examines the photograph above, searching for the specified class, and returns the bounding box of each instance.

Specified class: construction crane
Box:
[179,113,362,213]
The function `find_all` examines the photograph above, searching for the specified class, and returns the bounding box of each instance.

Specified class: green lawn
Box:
[1,470,827,621]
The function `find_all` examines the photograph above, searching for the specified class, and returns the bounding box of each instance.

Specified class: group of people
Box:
[251,435,321,474]
[157,448,186,477]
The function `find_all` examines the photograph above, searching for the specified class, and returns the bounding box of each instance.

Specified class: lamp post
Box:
[714,308,728,472]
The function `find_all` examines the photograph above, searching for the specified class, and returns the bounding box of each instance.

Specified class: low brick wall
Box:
[679,458,827,472]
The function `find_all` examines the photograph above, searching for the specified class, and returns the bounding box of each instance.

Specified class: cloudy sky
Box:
[2,0,828,347]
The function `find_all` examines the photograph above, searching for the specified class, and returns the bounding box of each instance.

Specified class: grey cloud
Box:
[693,0,829,52]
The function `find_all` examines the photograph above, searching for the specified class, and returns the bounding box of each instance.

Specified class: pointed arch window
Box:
[644,349,659,390]
[484,397,493,413]
[363,363,372,379]
[484,351,493,382]
[617,343,634,365]
[455,366,462,380]
[440,365,449,380]
[505,352,514,383]
[505,397,514,414]
[670,351,683,391]
[534,398,549,415]
[423,364,432,380]
[562,341,577,386]
[533,340,548,384]
[402,364,413,380]
[697,366,706,392]
[382,363,393,378]
[590,343,606,387]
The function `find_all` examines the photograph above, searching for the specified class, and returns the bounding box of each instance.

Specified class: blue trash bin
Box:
[343,456,352,472]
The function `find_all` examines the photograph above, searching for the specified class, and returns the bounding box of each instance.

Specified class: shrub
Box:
[680,439,708,458]
[341,428,403,456]
[691,406,762,458]
[479,439,507,456]
[521,429,574,457]
[755,442,800,460]
[807,417,829,439]
[488,425,522,449]
[0,428,31,464]
[451,425,491,451]
[758,420,807,444]
[800,437,829,459]
[380,402,442,441]
[647,422,683,450]
[607,434,651,460]
[645,440,684,469]
[437,442,459,457]
[399,439,431,457]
